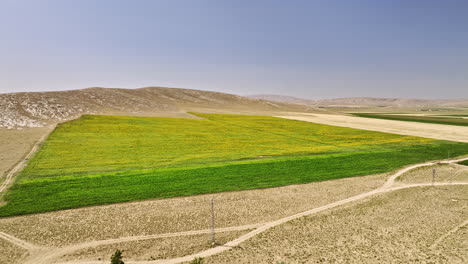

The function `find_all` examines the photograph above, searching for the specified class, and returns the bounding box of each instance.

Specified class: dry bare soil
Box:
[0,162,466,264]
[0,127,51,185]
[0,173,387,263]
[397,163,468,185]
[205,185,468,264]
[278,113,468,143]
[249,94,468,108]
[1,102,468,263]
[58,230,248,263]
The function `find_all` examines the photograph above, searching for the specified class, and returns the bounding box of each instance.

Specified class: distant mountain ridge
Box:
[249,95,468,108]
[0,87,318,129]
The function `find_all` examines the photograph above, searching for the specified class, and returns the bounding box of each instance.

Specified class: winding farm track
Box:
[18,224,262,264]
[0,157,465,264]
[429,219,468,250]
[0,232,40,251]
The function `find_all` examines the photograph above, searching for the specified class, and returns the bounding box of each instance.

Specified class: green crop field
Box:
[1,113,467,217]
[437,114,468,117]
[352,113,468,126]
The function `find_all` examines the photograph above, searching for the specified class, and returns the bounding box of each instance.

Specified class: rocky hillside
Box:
[0,87,317,129]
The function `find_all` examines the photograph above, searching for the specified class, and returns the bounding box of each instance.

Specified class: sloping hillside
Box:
[313,97,468,107]
[0,87,317,129]
[249,95,468,108]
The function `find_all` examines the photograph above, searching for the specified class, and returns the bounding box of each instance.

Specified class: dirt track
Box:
[1,113,467,263]
[0,128,53,194]
[278,113,468,142]
[0,128,51,189]
[1,157,466,264]
[206,185,467,263]
[429,219,468,250]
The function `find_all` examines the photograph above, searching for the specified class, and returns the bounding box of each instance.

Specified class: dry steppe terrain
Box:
[278,113,468,142]
[1,88,468,264]
[0,172,387,263]
[0,127,51,184]
[58,231,248,263]
[397,163,468,185]
[0,161,466,263]
[206,185,467,264]
[0,87,319,129]
[250,95,468,108]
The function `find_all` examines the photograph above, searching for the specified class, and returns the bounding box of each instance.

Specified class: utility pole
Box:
[210,198,215,245]
[432,168,436,186]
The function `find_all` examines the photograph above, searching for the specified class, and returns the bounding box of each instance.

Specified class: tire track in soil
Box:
[1,157,466,264]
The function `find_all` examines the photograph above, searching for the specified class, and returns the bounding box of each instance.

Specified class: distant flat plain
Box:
[279,113,468,143]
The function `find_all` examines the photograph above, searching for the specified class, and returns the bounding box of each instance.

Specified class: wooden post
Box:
[210,198,215,245]
[432,168,436,186]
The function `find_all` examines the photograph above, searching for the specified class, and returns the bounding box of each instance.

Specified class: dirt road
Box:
[277,113,468,142]
[15,224,260,264]
[0,128,53,194]
[3,157,466,264]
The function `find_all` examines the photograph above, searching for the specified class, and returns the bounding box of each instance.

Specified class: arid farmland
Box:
[2,1,468,262]
[1,92,468,264]
[2,113,468,217]
[205,185,468,264]
[0,157,466,264]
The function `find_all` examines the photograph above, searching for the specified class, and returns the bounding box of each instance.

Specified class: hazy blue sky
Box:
[0,0,467,99]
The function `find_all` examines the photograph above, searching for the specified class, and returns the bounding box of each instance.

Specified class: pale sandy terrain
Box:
[57,231,247,263]
[249,95,468,108]
[0,127,51,185]
[397,163,468,185]
[1,110,467,263]
[1,159,467,264]
[0,173,386,263]
[278,113,468,142]
[205,185,468,264]
[0,238,28,263]
[0,173,386,247]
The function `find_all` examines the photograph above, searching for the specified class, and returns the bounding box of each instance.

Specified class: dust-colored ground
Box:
[57,231,247,263]
[398,163,468,185]
[206,185,468,264]
[0,173,387,248]
[278,113,468,142]
[431,221,468,263]
[0,127,51,184]
[0,238,29,264]
[1,160,467,264]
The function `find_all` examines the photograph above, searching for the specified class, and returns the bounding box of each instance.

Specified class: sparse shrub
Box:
[110,249,124,264]
[190,257,204,264]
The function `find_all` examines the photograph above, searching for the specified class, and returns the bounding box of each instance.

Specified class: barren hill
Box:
[0,87,318,129]
[249,95,468,108]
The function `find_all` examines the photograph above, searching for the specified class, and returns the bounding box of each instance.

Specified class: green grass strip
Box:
[352,113,468,127]
[1,141,467,217]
